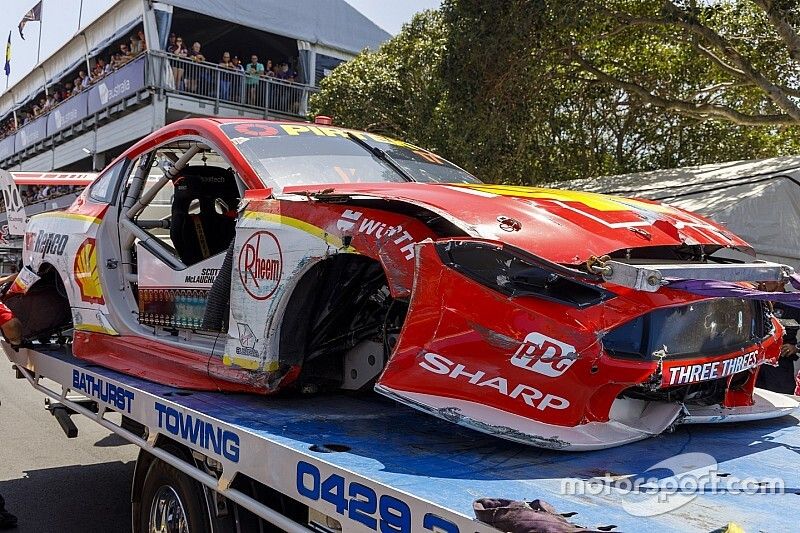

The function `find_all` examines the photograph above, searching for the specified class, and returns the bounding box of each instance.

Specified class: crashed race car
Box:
[1,117,798,450]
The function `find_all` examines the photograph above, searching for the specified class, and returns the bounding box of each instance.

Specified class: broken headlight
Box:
[603,298,767,360]
[435,240,610,308]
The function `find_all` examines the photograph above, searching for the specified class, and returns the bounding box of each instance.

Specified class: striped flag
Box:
[18,1,43,40]
[3,32,10,77]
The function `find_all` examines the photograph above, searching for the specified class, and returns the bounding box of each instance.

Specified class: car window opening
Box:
[117,142,244,333]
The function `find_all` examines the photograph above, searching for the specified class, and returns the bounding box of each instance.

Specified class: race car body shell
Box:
[5,118,796,451]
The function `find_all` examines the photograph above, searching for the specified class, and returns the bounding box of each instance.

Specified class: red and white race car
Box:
[1,118,797,450]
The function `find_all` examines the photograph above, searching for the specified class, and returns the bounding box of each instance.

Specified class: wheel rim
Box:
[148,485,190,533]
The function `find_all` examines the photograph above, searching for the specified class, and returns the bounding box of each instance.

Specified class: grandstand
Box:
[0,0,389,173]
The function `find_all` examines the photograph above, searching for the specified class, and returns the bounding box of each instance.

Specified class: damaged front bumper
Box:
[375,237,799,451]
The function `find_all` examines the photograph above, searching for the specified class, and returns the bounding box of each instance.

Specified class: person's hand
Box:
[780,343,797,357]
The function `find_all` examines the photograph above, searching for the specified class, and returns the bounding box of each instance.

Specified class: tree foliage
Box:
[309,12,449,150]
[311,1,800,184]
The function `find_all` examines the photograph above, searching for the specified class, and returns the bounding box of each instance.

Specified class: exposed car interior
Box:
[116,141,245,335]
[169,165,239,265]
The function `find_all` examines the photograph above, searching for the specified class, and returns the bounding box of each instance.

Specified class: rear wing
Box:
[0,170,96,235]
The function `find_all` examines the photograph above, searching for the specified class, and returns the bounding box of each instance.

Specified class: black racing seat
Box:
[170,165,239,266]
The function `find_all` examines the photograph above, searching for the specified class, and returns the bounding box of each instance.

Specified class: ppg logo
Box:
[511,332,577,377]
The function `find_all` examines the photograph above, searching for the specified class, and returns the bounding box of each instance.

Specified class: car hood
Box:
[283,182,752,265]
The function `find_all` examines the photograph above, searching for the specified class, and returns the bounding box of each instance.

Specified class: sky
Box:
[1,0,441,93]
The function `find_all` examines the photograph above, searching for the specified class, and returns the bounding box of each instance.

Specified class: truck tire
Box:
[137,450,211,533]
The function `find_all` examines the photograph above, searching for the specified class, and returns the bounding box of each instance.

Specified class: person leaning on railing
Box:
[130,33,144,56]
[185,42,207,94]
[246,55,264,106]
[169,37,189,90]
[218,52,236,101]
[263,59,275,78]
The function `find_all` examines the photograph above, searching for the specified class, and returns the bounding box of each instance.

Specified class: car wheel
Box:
[138,453,211,533]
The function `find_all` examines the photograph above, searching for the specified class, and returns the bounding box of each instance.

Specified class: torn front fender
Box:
[375,238,685,451]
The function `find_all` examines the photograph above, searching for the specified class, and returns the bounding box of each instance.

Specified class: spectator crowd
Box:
[0,30,148,142]
[1,27,309,144]
[0,184,83,213]
[165,33,302,109]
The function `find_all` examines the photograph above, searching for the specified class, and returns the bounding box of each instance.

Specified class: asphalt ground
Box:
[0,359,138,532]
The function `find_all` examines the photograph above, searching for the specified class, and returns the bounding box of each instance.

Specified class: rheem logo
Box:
[511,332,577,377]
[238,231,282,300]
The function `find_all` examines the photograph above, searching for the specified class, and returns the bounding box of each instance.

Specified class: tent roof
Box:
[160,0,390,54]
[559,155,800,201]
[556,156,800,269]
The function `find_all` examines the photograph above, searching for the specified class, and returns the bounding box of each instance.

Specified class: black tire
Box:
[2,274,72,340]
[137,450,211,533]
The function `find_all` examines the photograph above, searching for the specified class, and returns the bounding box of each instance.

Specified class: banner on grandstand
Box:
[87,55,146,114]
[14,116,46,151]
[47,91,88,134]
[0,135,13,160]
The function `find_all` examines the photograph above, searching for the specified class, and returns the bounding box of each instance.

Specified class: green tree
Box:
[566,1,800,125]
[311,1,800,185]
[309,11,450,152]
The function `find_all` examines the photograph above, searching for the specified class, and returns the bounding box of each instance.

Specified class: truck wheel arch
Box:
[131,441,214,533]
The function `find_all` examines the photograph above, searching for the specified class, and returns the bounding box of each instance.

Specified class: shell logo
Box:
[74,238,104,305]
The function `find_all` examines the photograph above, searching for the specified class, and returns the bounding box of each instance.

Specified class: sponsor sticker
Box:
[236,323,259,358]
[238,231,282,300]
[74,238,105,304]
[30,230,69,255]
[510,332,578,377]
[419,352,570,411]
[8,265,40,295]
[233,123,280,137]
[664,350,759,386]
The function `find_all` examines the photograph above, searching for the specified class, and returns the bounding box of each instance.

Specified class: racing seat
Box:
[170,165,240,266]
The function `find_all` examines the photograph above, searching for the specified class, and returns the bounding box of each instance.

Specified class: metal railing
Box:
[0,51,320,167]
[148,51,317,117]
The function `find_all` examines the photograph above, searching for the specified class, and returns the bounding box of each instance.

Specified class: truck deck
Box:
[6,344,799,532]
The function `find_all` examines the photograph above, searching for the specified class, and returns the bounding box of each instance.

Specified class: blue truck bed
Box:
[8,345,799,532]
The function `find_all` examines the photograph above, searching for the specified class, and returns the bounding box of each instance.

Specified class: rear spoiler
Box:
[0,170,95,236]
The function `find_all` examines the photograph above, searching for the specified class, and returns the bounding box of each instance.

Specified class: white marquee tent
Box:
[559,156,800,270]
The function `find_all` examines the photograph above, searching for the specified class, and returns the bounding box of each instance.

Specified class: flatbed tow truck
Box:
[4,342,800,532]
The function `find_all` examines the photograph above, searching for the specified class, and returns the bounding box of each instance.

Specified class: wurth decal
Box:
[336,209,416,260]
